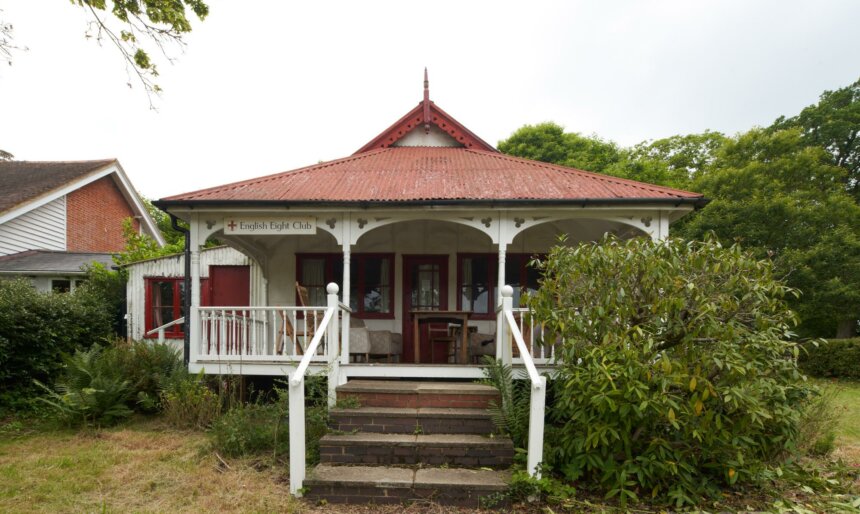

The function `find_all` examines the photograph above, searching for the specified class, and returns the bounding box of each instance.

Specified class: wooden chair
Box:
[295,282,326,354]
[428,323,456,363]
[276,282,324,355]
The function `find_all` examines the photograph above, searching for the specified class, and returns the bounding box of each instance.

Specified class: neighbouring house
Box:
[0,159,164,291]
[154,73,708,499]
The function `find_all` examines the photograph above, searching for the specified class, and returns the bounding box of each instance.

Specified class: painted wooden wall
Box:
[0,197,66,255]
[126,246,266,342]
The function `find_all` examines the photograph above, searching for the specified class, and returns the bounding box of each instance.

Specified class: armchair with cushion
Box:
[469,332,496,363]
[349,316,402,362]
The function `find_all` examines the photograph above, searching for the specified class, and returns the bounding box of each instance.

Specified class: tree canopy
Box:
[498,76,860,338]
[1,1,208,105]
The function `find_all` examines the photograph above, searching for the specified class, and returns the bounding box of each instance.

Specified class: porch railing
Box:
[497,285,546,478]
[145,316,185,343]
[289,283,343,496]
[193,306,333,362]
[510,307,556,365]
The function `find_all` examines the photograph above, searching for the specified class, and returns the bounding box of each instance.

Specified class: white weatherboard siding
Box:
[126,246,264,343]
[0,197,66,256]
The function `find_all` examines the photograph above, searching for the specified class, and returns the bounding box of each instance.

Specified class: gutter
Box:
[170,213,192,366]
[154,196,710,211]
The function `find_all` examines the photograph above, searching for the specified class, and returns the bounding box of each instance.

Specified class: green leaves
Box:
[529,236,814,507]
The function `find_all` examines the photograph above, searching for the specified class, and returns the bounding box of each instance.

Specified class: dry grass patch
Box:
[0,418,300,513]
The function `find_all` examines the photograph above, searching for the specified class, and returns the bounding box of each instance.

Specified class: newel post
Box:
[288,372,306,496]
[326,283,340,407]
[500,285,514,367]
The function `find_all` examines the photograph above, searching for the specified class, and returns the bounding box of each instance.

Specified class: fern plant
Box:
[480,356,531,449]
[35,345,133,427]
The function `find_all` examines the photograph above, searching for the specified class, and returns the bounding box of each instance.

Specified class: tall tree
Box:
[774,78,860,200]
[0,1,208,105]
[497,122,622,172]
[679,127,860,337]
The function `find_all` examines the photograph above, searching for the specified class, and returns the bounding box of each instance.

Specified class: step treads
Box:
[323,433,509,447]
[304,464,510,506]
[331,406,496,435]
[331,406,493,418]
[336,380,499,395]
[319,433,514,467]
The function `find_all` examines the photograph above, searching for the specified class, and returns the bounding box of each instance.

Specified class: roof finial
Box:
[423,67,431,134]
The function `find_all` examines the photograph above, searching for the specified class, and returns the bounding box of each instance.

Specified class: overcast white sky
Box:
[1,1,859,199]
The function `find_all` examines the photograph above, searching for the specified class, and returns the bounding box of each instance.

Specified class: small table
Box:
[410,310,472,364]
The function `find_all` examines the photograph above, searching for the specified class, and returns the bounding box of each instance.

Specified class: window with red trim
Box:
[145,278,186,338]
[505,254,543,307]
[296,253,394,318]
[456,253,543,314]
[457,253,495,319]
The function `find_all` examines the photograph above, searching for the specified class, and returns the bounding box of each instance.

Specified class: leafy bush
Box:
[0,278,114,404]
[35,345,133,427]
[798,338,860,379]
[208,377,330,460]
[161,371,221,430]
[103,340,183,411]
[77,263,127,337]
[527,236,814,507]
[480,356,531,449]
[210,403,289,458]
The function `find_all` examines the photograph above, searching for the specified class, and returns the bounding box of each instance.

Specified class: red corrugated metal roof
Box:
[160,147,703,204]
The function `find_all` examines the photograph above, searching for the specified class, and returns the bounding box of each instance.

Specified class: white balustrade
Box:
[497,285,546,478]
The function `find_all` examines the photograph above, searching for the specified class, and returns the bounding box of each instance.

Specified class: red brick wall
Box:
[66,176,139,252]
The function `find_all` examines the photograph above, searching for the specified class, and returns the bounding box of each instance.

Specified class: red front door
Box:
[209,265,250,306]
[402,255,448,363]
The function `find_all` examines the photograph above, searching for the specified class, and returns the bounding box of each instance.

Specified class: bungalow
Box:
[154,73,705,498]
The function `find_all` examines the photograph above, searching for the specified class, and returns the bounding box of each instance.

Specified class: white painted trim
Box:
[112,162,166,246]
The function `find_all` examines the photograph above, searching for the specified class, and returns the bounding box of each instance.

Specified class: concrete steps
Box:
[336,379,501,409]
[319,432,514,467]
[304,379,511,507]
[329,406,496,435]
[303,464,510,506]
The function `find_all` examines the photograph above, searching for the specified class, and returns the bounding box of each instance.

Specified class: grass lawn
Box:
[0,418,303,514]
[1,382,859,513]
[820,379,860,465]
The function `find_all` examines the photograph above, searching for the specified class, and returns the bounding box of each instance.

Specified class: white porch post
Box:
[189,217,202,365]
[496,244,507,362]
[326,283,340,407]
[340,244,351,366]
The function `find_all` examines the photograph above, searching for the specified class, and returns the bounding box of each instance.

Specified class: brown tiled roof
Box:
[0,159,116,214]
[159,147,703,206]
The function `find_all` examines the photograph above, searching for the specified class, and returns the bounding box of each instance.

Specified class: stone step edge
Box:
[337,381,499,396]
[320,433,512,447]
[305,464,510,491]
[330,406,493,419]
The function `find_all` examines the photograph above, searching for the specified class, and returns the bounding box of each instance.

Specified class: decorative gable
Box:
[354,69,497,154]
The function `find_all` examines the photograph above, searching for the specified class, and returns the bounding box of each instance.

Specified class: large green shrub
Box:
[161,371,221,429]
[527,236,814,507]
[104,340,183,411]
[0,278,114,404]
[798,338,860,379]
[35,345,133,427]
